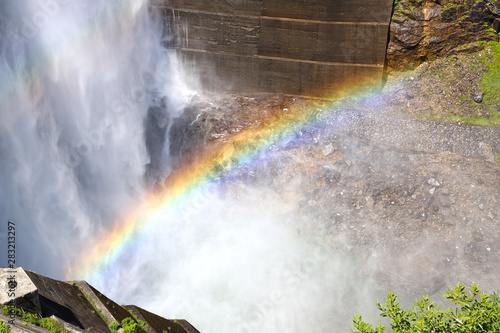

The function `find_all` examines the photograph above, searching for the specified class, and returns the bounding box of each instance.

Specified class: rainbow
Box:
[7,0,387,282]
[69,77,382,281]
[1,0,389,284]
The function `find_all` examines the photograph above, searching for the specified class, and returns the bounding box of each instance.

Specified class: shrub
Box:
[0,320,11,333]
[121,317,149,333]
[352,283,500,332]
[109,320,120,333]
[1,305,68,333]
[38,318,66,333]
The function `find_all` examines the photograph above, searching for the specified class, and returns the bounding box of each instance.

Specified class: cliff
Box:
[387,0,500,70]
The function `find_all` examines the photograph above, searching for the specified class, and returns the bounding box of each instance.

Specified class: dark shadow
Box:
[39,295,83,329]
[382,0,397,89]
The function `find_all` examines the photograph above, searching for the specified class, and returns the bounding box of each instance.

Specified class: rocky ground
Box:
[166,42,500,298]
[379,42,500,125]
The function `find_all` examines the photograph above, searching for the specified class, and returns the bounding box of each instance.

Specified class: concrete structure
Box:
[154,0,394,97]
[125,305,200,333]
[0,268,199,333]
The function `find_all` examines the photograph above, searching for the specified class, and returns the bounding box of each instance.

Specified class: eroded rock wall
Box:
[387,0,500,70]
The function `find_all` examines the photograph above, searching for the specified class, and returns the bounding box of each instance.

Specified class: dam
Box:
[153,0,395,98]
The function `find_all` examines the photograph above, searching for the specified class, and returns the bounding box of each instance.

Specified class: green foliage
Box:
[445,41,500,126]
[352,315,385,333]
[1,305,68,333]
[121,317,149,333]
[0,320,11,333]
[38,318,67,333]
[352,283,500,333]
[109,320,120,333]
[479,41,500,125]
[443,3,459,10]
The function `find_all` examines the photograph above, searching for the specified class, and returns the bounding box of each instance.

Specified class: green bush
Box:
[352,283,500,332]
[121,317,149,333]
[109,320,120,333]
[0,320,11,333]
[1,305,68,333]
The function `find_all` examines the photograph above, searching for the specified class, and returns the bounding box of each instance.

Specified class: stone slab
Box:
[0,268,37,305]
[24,271,110,332]
[125,305,200,333]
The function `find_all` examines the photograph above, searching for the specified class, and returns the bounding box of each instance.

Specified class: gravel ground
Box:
[165,44,500,299]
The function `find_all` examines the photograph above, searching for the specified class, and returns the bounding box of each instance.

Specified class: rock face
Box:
[387,0,500,70]
[153,0,394,97]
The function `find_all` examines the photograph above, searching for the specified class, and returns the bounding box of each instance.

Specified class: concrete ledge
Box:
[0,268,200,333]
[155,0,393,23]
[125,305,200,333]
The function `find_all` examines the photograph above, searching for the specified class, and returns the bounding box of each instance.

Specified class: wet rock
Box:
[473,92,484,103]
[322,144,334,156]
[427,178,441,187]
[387,0,498,70]
[486,0,500,15]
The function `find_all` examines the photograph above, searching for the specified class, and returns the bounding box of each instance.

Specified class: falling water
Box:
[0,1,384,332]
[0,0,189,275]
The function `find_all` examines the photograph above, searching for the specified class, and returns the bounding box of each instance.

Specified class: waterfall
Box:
[0,1,382,332]
[0,0,188,276]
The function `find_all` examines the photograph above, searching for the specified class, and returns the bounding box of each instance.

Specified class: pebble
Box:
[473,92,484,103]
[427,178,441,187]
[322,144,333,156]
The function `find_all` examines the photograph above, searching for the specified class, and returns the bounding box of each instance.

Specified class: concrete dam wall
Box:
[154,0,394,97]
